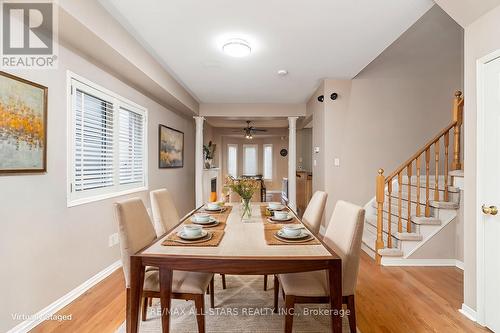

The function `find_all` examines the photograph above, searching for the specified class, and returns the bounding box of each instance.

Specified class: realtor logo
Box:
[1,1,58,69]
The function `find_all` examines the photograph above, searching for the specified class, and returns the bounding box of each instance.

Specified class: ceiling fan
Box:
[233,120,267,139]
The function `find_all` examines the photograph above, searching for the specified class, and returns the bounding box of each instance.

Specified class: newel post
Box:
[452,90,463,170]
[375,169,385,264]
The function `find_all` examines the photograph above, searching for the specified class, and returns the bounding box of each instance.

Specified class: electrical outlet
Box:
[108,233,119,247]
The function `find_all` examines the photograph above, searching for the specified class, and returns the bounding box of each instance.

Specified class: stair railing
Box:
[375,91,464,264]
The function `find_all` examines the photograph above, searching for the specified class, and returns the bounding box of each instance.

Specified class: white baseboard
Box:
[381,258,464,269]
[455,260,464,270]
[459,303,477,322]
[7,260,122,333]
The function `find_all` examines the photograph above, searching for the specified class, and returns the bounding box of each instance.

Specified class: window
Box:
[243,144,258,176]
[263,144,273,180]
[68,73,147,206]
[227,144,238,178]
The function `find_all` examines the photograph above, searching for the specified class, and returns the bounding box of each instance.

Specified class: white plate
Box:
[177,230,209,240]
[204,206,225,212]
[190,216,217,224]
[276,229,311,240]
[267,205,285,211]
[271,214,293,222]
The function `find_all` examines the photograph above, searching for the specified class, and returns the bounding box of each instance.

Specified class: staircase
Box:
[362,91,464,264]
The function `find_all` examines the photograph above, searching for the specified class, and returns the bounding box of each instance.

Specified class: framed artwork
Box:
[158,124,184,168]
[0,71,48,173]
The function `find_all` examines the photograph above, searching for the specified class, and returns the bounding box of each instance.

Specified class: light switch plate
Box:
[108,233,119,247]
[313,159,317,166]
[334,158,340,167]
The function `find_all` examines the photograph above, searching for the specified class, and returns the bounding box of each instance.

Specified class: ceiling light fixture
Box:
[277,69,288,76]
[223,38,251,57]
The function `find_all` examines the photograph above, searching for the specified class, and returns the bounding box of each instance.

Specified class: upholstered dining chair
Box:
[114,198,214,331]
[273,200,365,333]
[262,191,328,291]
[150,188,227,290]
[302,191,328,235]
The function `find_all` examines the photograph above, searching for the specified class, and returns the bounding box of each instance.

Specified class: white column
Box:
[288,117,298,211]
[194,116,204,207]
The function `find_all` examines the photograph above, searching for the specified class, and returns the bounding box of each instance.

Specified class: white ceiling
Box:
[100,0,434,104]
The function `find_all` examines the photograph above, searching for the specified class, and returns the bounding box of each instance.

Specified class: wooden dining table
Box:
[127,203,342,333]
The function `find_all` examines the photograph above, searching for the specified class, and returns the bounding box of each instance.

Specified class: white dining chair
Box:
[302,191,328,235]
[273,200,365,333]
[114,197,214,331]
[150,188,180,236]
[150,188,227,290]
[263,191,328,291]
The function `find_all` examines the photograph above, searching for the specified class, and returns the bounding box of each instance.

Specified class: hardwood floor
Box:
[31,253,488,333]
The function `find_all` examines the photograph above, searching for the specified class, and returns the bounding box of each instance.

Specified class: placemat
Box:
[162,230,225,247]
[184,219,226,231]
[264,229,321,245]
[198,206,233,223]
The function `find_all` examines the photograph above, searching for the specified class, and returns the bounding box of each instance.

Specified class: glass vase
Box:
[241,197,252,220]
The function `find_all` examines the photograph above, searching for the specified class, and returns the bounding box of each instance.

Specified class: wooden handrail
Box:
[374,91,463,264]
[384,122,456,183]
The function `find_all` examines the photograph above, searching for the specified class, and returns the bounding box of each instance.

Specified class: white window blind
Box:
[119,107,145,185]
[243,144,257,176]
[263,144,273,180]
[74,89,114,192]
[227,144,238,178]
[68,74,147,206]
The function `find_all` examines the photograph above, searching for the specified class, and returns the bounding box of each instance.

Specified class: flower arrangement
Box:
[224,176,259,199]
[224,176,260,219]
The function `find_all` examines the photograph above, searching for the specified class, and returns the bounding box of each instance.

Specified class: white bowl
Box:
[193,213,210,222]
[183,224,202,237]
[206,202,222,210]
[268,202,281,209]
[274,211,289,220]
[282,225,302,237]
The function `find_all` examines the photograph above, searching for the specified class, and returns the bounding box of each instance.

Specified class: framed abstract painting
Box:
[0,72,48,173]
[158,124,184,168]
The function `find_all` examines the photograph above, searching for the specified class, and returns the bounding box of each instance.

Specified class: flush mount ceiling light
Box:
[222,38,251,57]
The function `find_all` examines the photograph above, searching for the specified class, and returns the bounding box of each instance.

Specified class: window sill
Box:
[67,186,148,208]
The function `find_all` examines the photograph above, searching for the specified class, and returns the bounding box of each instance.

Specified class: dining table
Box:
[127,203,342,333]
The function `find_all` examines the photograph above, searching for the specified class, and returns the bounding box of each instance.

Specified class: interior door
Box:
[481,55,500,332]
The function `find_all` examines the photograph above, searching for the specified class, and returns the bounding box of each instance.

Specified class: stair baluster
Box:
[398,172,403,233]
[452,91,463,170]
[434,141,440,201]
[375,169,385,264]
[425,148,431,217]
[387,179,393,248]
[416,156,421,216]
[406,164,412,232]
[444,132,450,202]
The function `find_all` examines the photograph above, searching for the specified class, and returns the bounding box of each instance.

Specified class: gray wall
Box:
[0,44,195,331]
[309,6,463,226]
